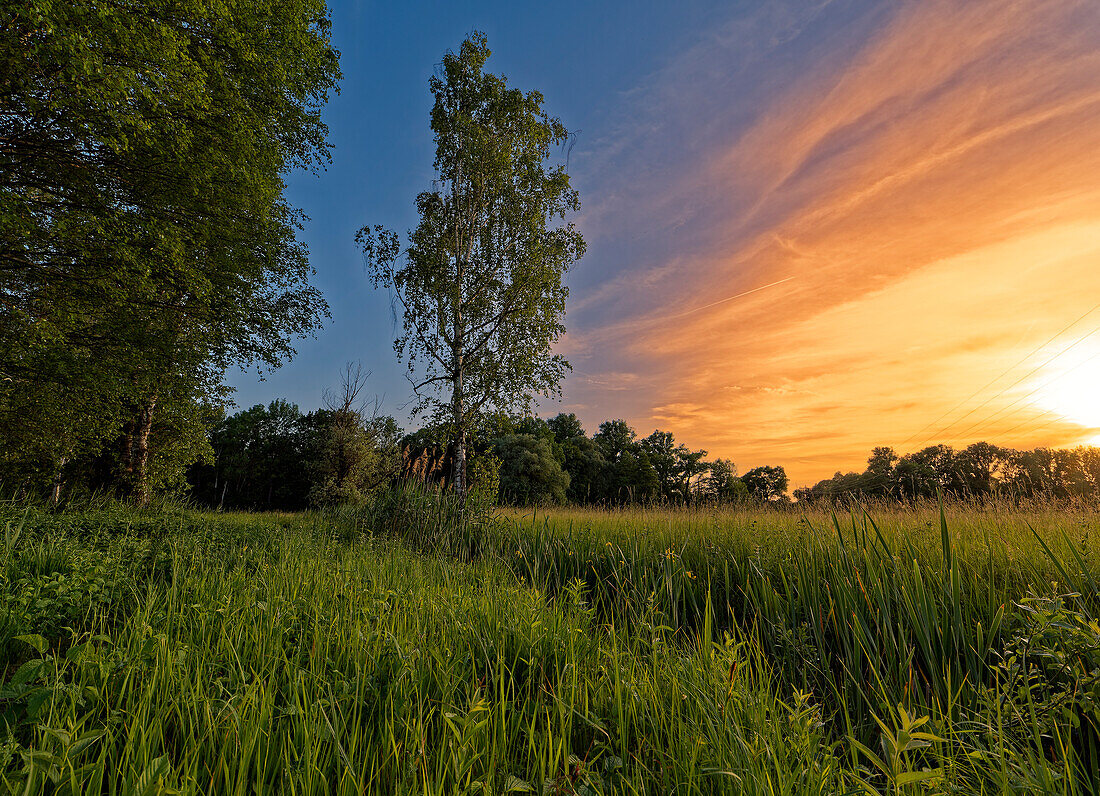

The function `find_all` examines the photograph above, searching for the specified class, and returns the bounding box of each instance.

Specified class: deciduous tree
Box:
[358,33,584,501]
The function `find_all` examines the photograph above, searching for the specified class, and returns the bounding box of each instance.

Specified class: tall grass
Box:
[1,493,1098,793]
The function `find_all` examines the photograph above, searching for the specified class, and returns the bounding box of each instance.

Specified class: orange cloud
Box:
[562,0,1100,485]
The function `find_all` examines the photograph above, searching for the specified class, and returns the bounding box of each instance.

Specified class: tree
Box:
[358,33,584,502]
[547,413,586,444]
[594,420,637,463]
[742,465,789,503]
[896,445,960,499]
[704,458,746,503]
[189,401,317,510]
[674,445,709,503]
[604,448,659,505]
[864,446,899,497]
[955,442,1007,496]
[640,431,679,501]
[1,0,339,502]
[494,434,569,505]
[309,364,402,507]
[560,436,605,504]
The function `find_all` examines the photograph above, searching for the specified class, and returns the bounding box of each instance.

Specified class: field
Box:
[2,496,1099,794]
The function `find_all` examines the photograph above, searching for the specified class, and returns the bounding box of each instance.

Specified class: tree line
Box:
[795,442,1100,503]
[188,397,1100,510]
[184,387,790,509]
[1,0,340,502]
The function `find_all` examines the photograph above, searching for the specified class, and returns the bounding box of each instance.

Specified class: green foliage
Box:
[310,414,402,508]
[1,502,1098,793]
[494,434,570,505]
[359,32,584,497]
[0,0,340,501]
[188,400,402,510]
[798,442,1100,503]
[984,593,1100,787]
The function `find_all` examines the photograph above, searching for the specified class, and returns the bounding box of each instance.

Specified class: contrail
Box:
[662,275,795,321]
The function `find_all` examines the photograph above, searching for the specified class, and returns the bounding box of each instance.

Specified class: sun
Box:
[1034,349,1100,432]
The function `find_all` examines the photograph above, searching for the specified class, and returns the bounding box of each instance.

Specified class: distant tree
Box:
[742,465,789,502]
[954,442,1007,496]
[704,458,746,503]
[1080,447,1100,495]
[512,416,555,443]
[309,364,402,507]
[1051,448,1091,499]
[560,436,605,504]
[190,401,317,511]
[604,449,659,504]
[864,447,899,497]
[547,413,586,444]
[358,32,584,501]
[640,431,679,501]
[594,420,637,463]
[494,434,569,505]
[674,445,710,503]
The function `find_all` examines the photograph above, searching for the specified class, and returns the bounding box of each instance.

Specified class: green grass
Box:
[2,495,1099,794]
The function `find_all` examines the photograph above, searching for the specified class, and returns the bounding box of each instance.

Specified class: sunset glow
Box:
[1035,349,1100,431]
[559,0,1100,485]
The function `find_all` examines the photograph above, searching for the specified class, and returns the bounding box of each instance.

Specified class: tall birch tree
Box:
[358,33,584,500]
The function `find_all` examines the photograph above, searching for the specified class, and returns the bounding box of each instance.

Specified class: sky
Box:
[229,0,1100,486]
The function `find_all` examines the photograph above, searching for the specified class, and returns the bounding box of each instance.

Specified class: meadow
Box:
[2,495,1099,794]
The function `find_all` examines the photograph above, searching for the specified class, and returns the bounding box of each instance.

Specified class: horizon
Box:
[228,0,1100,487]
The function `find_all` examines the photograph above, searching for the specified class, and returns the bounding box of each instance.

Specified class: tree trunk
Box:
[452,240,467,503]
[452,357,466,502]
[122,395,157,506]
[50,456,69,504]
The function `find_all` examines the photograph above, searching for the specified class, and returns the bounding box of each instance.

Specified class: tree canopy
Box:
[358,32,584,499]
[1,0,340,501]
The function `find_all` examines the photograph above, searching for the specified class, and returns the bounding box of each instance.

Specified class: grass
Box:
[1,494,1099,793]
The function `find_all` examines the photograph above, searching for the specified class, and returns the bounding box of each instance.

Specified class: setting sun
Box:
[1036,348,1100,431]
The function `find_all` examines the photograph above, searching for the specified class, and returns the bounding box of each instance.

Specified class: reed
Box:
[1,496,1097,793]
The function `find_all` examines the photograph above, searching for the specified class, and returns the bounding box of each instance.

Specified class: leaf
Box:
[896,768,943,786]
[601,755,623,773]
[122,756,171,796]
[66,643,90,663]
[848,738,889,777]
[14,634,48,655]
[25,688,52,719]
[68,730,106,758]
[503,774,533,792]
[8,659,45,689]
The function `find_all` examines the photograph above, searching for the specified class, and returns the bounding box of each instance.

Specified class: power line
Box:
[997,407,1057,441]
[916,320,1100,447]
[953,349,1100,442]
[898,302,1100,448]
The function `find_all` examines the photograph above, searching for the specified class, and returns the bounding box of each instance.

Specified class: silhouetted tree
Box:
[704,459,747,503]
[742,465,789,503]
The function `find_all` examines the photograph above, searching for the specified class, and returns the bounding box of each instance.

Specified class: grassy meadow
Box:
[2,495,1099,794]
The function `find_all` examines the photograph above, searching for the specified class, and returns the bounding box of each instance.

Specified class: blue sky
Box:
[230,1,1100,485]
[229,0,726,418]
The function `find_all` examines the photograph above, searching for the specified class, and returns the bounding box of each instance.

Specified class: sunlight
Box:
[1035,347,1100,431]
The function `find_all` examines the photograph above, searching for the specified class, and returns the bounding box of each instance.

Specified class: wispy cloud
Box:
[562,0,1100,484]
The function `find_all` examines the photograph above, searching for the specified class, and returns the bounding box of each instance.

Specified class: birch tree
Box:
[358,33,584,500]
